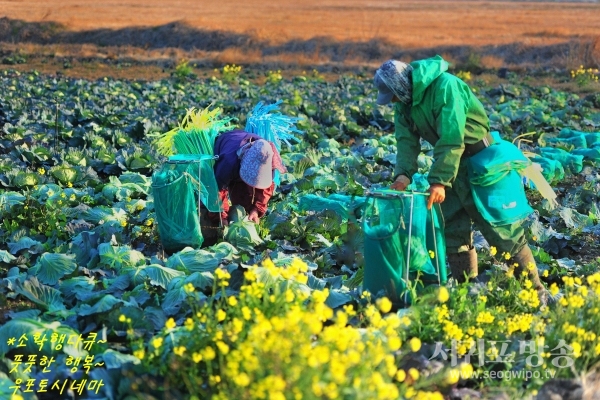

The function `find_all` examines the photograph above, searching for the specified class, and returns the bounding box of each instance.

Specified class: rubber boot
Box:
[510,245,550,306]
[448,247,478,284]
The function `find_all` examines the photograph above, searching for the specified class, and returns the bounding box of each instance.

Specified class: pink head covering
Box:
[239,139,286,189]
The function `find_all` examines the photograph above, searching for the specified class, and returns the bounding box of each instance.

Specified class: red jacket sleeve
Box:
[251,184,274,217]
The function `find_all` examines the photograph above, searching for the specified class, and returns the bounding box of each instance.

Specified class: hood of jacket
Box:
[409,55,450,106]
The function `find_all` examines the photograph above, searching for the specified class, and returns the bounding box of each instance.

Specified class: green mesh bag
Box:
[362,190,447,305]
[528,156,565,183]
[547,134,587,149]
[151,154,221,252]
[468,138,534,226]
[538,147,583,174]
[559,128,600,148]
[571,148,600,163]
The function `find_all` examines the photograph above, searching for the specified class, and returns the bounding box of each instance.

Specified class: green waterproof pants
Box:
[441,158,528,256]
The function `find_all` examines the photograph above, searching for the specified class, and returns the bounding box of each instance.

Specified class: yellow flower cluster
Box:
[476,311,495,325]
[223,64,242,75]
[434,304,449,323]
[587,273,600,295]
[518,288,540,309]
[220,64,242,82]
[506,313,534,335]
[571,65,599,84]
[266,69,283,84]
[562,323,597,342]
[215,268,231,287]
[456,71,472,81]
[467,326,485,339]
[442,320,464,342]
[142,258,445,399]
[559,293,586,308]
[437,286,449,303]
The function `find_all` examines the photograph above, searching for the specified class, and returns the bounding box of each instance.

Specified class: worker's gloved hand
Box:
[248,210,260,224]
[390,175,410,191]
[427,184,446,209]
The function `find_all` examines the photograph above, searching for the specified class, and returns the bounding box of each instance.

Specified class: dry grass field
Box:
[0,0,599,77]
[1,0,599,47]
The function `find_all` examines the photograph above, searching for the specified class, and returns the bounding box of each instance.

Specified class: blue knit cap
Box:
[374,60,413,105]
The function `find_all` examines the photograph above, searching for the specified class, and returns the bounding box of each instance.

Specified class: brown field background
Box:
[0,0,599,75]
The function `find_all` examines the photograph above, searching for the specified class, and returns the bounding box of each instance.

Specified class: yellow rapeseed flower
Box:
[192,352,202,363]
[234,372,251,387]
[183,283,195,293]
[490,246,497,256]
[395,369,406,382]
[445,368,460,384]
[476,311,495,324]
[563,276,575,288]
[203,346,216,361]
[174,346,186,356]
[571,341,582,358]
[312,289,330,304]
[285,289,295,303]
[527,262,535,271]
[152,337,163,349]
[216,341,230,355]
[388,336,402,351]
[408,368,420,381]
[133,348,145,360]
[165,317,176,330]
[437,286,449,303]
[377,297,393,313]
[460,362,474,378]
[409,337,422,352]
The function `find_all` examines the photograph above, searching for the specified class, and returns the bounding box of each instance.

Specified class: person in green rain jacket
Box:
[373,55,548,303]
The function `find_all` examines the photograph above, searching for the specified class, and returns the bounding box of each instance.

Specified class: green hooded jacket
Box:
[394,55,490,187]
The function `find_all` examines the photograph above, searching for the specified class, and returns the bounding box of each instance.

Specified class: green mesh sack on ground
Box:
[538,147,584,174]
[152,154,221,253]
[298,194,367,222]
[571,148,600,163]
[362,189,447,306]
[558,128,600,148]
[528,156,565,183]
[586,134,600,148]
[547,134,587,149]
